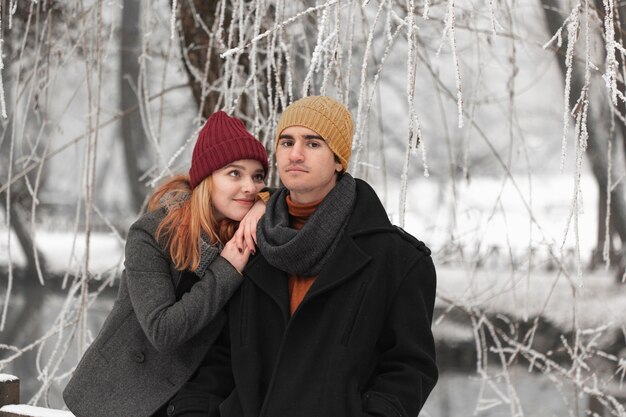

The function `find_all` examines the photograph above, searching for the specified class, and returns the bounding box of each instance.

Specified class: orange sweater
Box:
[286,195,321,315]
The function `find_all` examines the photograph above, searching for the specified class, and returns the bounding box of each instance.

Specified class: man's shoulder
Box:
[392,226,432,257]
[350,178,431,257]
[355,225,432,263]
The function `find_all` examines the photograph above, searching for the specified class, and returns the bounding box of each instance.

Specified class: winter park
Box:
[1,1,626,416]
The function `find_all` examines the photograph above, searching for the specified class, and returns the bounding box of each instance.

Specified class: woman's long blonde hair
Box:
[147,174,237,271]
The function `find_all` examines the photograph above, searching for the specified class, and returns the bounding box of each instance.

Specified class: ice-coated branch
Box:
[0,38,6,119]
[170,0,178,40]
[302,4,332,97]
[601,0,618,106]
[352,0,387,175]
[559,4,581,171]
[220,0,339,59]
[398,0,418,228]
[440,0,464,128]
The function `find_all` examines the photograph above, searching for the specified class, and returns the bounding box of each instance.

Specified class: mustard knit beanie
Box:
[276,96,354,171]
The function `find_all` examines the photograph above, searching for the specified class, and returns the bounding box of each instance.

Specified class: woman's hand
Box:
[220,238,251,274]
[232,199,266,253]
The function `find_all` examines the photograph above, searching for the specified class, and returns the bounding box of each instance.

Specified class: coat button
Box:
[132,351,145,363]
[166,404,175,416]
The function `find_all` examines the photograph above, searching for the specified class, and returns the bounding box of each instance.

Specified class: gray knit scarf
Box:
[257,173,356,276]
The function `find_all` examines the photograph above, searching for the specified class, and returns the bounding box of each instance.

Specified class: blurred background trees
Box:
[1,0,625,415]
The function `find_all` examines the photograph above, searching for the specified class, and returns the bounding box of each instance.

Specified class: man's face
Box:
[276,126,343,204]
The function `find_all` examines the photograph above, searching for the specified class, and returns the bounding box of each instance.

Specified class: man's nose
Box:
[289,142,305,161]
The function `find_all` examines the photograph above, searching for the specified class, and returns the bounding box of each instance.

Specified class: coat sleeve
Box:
[362,255,439,417]
[124,217,243,352]
[167,323,234,417]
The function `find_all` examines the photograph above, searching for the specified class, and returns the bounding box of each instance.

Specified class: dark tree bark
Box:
[178,0,228,119]
[120,0,147,213]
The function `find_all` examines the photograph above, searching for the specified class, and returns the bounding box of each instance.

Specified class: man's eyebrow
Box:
[303,134,324,140]
[278,133,324,140]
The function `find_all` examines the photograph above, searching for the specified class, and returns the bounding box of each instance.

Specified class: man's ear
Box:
[334,155,343,173]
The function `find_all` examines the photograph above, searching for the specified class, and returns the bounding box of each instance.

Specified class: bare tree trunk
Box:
[0,3,48,280]
[179,1,279,118]
[541,0,626,281]
[120,0,147,213]
[0,193,48,278]
[178,0,225,119]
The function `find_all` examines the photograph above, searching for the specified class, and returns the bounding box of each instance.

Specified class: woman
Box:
[63,111,269,417]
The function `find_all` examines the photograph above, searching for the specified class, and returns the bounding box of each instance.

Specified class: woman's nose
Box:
[241,177,256,193]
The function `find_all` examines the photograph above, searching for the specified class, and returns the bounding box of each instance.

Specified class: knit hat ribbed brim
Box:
[189,111,269,189]
[276,96,354,171]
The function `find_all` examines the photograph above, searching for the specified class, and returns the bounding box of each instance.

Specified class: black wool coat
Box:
[169,179,438,417]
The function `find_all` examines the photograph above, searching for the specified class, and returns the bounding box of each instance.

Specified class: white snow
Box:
[435,266,626,331]
[0,405,74,417]
[0,230,124,274]
[0,373,18,382]
[378,173,599,260]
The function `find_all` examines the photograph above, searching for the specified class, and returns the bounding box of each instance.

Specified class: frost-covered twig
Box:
[220,0,339,59]
[439,0,464,128]
[0,38,7,119]
[170,0,178,40]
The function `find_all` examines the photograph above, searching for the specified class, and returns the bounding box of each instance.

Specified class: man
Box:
[169,96,438,417]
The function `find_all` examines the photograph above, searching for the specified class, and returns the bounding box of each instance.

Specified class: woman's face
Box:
[211,159,266,221]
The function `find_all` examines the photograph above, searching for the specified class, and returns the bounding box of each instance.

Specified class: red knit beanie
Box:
[189,111,269,189]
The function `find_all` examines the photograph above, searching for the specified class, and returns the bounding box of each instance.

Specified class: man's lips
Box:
[285,166,308,173]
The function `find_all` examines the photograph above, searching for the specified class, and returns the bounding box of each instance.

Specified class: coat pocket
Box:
[99,308,144,361]
[362,390,409,417]
[64,348,116,417]
[219,388,244,417]
[341,281,368,346]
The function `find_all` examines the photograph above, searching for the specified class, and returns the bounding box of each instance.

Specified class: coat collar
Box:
[302,231,370,300]
[245,177,392,316]
[245,233,371,319]
[245,254,291,320]
[346,178,393,233]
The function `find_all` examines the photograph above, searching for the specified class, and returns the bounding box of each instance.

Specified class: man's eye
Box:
[308,141,320,148]
[280,140,293,147]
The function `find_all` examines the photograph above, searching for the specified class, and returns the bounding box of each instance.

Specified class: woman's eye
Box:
[228,170,240,177]
[253,174,265,182]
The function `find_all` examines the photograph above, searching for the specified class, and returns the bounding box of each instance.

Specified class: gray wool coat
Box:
[63,208,242,417]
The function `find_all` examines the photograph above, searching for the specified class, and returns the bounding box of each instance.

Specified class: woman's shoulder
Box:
[125,208,170,260]
[129,207,167,237]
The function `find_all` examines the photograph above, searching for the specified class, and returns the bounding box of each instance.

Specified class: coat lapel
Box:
[244,254,291,319]
[303,233,371,301]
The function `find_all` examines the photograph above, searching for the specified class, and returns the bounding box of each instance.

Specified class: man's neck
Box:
[288,175,340,204]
